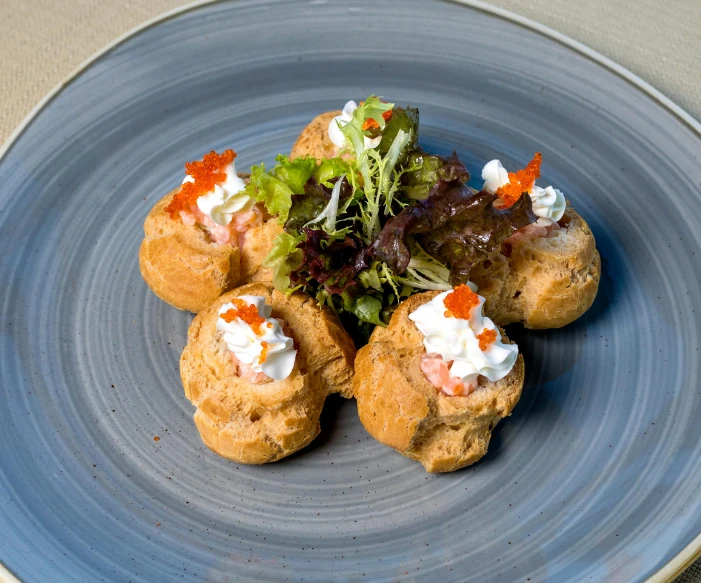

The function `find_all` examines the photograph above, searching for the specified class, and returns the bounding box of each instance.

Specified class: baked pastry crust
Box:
[354,291,525,473]
[139,185,282,313]
[180,282,356,464]
[472,207,600,329]
[290,110,341,160]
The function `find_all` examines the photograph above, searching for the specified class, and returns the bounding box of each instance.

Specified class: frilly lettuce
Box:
[246,155,316,223]
[314,158,353,186]
[271,154,316,193]
[259,96,527,344]
[339,96,394,240]
[261,231,303,290]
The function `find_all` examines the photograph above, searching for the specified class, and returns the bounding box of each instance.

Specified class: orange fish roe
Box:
[443,285,480,320]
[362,118,380,131]
[259,341,269,365]
[165,149,237,219]
[361,109,393,131]
[477,328,498,351]
[220,298,266,335]
[495,152,542,207]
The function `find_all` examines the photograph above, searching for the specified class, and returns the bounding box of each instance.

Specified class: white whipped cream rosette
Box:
[481,158,566,226]
[409,289,518,389]
[180,157,250,226]
[217,295,296,381]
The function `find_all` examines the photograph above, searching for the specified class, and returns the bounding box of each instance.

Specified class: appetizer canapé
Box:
[355,286,524,472]
[139,150,280,313]
[180,282,355,464]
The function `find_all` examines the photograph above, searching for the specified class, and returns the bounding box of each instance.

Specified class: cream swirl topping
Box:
[481,159,510,194]
[182,158,250,226]
[409,288,518,390]
[328,100,382,151]
[217,296,296,381]
[529,184,566,224]
[481,158,566,225]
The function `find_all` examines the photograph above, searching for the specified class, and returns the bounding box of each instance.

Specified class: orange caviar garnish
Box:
[220,298,266,335]
[165,149,236,219]
[495,152,542,207]
[361,109,392,131]
[443,285,480,320]
[477,328,498,351]
[362,118,380,131]
[259,341,269,365]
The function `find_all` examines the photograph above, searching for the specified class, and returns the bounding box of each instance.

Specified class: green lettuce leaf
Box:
[342,293,384,326]
[271,154,317,194]
[314,158,353,186]
[246,165,294,223]
[357,267,382,290]
[261,232,304,290]
[378,106,419,161]
[401,149,470,200]
[247,156,317,223]
[284,191,329,233]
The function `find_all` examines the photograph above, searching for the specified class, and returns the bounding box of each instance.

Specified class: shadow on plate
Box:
[273,394,349,464]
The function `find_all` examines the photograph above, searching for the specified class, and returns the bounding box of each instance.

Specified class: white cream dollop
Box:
[216,296,296,381]
[327,100,382,151]
[529,185,566,225]
[408,289,518,390]
[481,159,510,193]
[481,158,566,226]
[182,158,250,226]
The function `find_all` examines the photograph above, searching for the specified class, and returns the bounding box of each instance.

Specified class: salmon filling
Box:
[230,352,270,384]
[227,318,295,384]
[180,204,263,247]
[501,220,561,255]
[420,353,475,397]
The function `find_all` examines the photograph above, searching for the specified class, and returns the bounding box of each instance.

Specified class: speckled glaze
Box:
[1,0,700,581]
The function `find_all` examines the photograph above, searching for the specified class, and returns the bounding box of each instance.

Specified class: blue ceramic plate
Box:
[1,1,700,581]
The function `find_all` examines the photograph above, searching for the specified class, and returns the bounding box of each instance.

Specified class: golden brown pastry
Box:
[290,110,341,160]
[139,153,282,313]
[354,290,525,473]
[239,217,283,284]
[472,208,600,329]
[180,282,356,464]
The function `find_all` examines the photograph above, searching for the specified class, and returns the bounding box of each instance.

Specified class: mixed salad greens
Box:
[243,96,536,344]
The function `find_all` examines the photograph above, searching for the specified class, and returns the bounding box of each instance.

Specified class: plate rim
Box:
[1,1,699,581]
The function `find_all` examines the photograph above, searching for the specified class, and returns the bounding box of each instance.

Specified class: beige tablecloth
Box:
[0,1,699,581]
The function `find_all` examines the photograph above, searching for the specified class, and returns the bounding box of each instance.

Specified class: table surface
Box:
[1,1,699,582]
